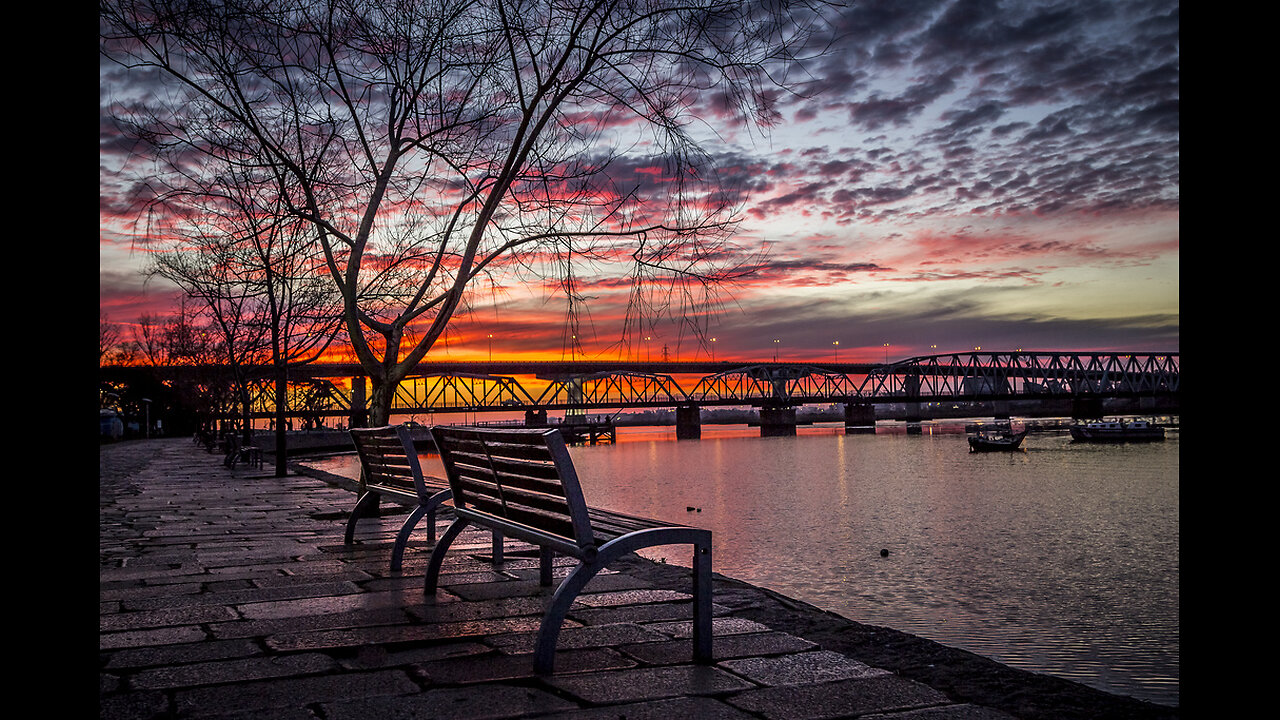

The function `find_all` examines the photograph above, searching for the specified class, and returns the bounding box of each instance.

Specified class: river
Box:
[301,419,1179,708]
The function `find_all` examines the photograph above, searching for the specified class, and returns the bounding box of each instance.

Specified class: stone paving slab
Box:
[101,438,1178,720]
[724,675,959,720]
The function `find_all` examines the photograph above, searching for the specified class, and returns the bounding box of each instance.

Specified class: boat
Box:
[968,428,1028,452]
[1069,418,1165,443]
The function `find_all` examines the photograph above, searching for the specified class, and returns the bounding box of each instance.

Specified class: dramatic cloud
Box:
[100,0,1178,363]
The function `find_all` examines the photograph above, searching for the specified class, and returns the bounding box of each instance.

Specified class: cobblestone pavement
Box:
[100,437,1178,719]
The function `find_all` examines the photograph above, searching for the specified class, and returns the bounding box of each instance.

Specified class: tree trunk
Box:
[367,374,397,428]
[273,363,288,477]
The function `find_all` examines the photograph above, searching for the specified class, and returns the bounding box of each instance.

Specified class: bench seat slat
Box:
[444,429,550,445]
[447,451,562,480]
[451,478,576,525]
[363,464,415,481]
[450,463,571,499]
[463,497,576,538]
[586,507,687,534]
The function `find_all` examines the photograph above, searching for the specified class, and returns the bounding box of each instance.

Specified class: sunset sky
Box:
[99,0,1179,365]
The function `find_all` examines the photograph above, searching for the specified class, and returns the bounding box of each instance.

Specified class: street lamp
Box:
[487,333,493,362]
[772,338,780,362]
[883,342,889,363]
[710,337,717,362]
[833,340,839,363]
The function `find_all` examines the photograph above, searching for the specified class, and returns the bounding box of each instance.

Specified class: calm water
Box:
[304,421,1179,707]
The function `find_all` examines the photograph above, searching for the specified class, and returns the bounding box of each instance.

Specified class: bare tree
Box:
[100,311,124,363]
[102,0,836,425]
[145,160,344,474]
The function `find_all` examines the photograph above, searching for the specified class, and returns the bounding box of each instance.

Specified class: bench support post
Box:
[344,492,380,545]
[425,517,472,594]
[532,527,714,675]
[692,540,713,663]
[539,546,554,587]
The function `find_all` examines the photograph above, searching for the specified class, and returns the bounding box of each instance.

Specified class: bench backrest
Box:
[350,425,434,500]
[430,426,594,558]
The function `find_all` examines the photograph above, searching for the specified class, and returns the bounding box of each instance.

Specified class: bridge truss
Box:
[534,371,687,409]
[858,351,1180,402]
[118,351,1179,420]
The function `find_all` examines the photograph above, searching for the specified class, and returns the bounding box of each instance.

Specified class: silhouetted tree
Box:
[145,161,344,474]
[102,0,838,425]
[100,311,123,364]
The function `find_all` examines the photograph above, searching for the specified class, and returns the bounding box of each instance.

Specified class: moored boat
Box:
[968,429,1028,452]
[1069,418,1165,443]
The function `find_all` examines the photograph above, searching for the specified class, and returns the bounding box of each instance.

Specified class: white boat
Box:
[1069,418,1165,443]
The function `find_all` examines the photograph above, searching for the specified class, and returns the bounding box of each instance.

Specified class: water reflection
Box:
[567,426,1178,708]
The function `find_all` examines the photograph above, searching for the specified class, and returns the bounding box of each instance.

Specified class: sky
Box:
[99,0,1179,366]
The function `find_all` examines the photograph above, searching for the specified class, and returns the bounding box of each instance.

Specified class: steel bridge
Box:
[220,350,1178,419]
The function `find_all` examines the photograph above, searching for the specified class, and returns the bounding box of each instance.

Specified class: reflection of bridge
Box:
[281,351,1180,436]
[102,351,1179,437]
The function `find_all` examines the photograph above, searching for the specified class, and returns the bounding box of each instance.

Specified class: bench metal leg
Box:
[424,518,471,595]
[692,539,713,664]
[389,489,449,572]
[391,504,429,572]
[344,492,380,545]
[532,528,714,675]
[535,558,605,675]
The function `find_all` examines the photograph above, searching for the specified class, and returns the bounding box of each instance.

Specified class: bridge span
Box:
[102,350,1178,438]
[273,351,1179,435]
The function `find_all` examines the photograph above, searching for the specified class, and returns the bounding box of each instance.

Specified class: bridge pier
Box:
[903,372,923,433]
[993,400,1011,420]
[525,409,548,427]
[759,405,797,437]
[843,402,876,434]
[1072,396,1104,419]
[904,403,924,434]
[676,405,702,440]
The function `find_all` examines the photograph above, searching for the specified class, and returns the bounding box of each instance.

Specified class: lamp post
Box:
[833,340,839,363]
[883,342,889,364]
[772,338,780,362]
[487,333,493,362]
[710,337,717,362]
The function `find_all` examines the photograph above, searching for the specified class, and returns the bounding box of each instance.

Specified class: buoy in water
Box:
[880,548,889,557]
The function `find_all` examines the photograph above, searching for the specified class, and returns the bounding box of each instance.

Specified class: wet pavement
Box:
[100,437,1178,719]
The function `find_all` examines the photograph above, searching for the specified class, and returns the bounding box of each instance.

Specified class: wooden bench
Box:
[426,425,713,674]
[223,433,263,470]
[348,425,501,572]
